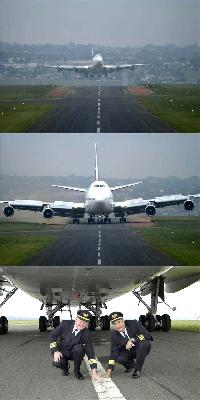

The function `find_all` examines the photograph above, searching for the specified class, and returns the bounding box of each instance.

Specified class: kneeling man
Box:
[49,310,99,381]
[105,312,153,379]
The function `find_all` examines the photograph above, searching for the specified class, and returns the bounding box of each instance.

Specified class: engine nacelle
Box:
[184,200,195,212]
[43,208,53,219]
[145,205,156,216]
[4,205,14,217]
[57,67,61,72]
[130,65,135,70]
[115,65,120,71]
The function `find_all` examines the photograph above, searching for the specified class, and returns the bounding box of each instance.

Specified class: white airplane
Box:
[50,50,146,77]
[0,144,199,224]
[0,266,200,334]
[0,144,200,224]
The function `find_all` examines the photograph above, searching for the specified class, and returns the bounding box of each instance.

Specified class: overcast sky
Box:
[0,133,199,179]
[0,0,198,47]
[2,282,200,320]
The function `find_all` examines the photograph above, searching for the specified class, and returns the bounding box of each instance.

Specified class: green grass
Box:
[0,236,55,265]
[0,102,53,132]
[8,320,38,325]
[137,85,200,132]
[0,85,53,100]
[137,216,200,265]
[171,320,200,333]
[0,221,55,232]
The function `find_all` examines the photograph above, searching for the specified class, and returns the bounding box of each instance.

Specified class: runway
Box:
[26,86,175,133]
[24,221,176,266]
[0,324,199,400]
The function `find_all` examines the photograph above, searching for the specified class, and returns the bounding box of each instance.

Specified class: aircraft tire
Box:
[0,316,8,334]
[39,316,47,332]
[161,314,171,332]
[53,316,60,329]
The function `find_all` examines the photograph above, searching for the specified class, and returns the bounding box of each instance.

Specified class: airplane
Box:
[0,144,200,224]
[0,265,200,334]
[49,50,146,77]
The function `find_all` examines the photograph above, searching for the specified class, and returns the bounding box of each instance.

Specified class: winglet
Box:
[95,143,99,181]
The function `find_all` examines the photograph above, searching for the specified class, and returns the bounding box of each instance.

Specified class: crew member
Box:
[49,310,100,381]
[104,312,152,379]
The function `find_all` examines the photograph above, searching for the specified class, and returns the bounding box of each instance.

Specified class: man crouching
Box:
[104,312,153,379]
[49,310,100,381]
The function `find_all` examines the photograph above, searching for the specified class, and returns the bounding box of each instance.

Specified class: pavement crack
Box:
[150,377,184,400]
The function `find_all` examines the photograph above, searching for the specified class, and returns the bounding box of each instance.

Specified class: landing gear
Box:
[133,276,174,332]
[100,315,110,331]
[73,218,80,224]
[39,316,48,332]
[89,316,97,331]
[120,217,127,223]
[53,315,60,329]
[0,316,8,334]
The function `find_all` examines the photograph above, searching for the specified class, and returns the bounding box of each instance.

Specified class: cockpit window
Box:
[94,184,105,187]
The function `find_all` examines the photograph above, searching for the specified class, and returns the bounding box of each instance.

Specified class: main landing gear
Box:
[88,216,111,224]
[0,287,18,334]
[132,276,175,332]
[73,218,80,224]
[82,301,110,331]
[120,216,127,223]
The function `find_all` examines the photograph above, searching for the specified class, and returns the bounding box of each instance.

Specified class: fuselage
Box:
[85,180,113,216]
[92,54,104,71]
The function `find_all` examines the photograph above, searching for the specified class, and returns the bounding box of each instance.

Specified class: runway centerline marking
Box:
[85,358,126,400]
[97,259,101,265]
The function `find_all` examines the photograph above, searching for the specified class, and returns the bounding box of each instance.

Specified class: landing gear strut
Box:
[83,301,110,331]
[73,218,80,224]
[120,216,127,223]
[0,286,18,334]
[132,277,175,332]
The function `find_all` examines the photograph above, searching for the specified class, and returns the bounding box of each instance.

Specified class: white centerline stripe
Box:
[98,252,101,257]
[98,246,101,251]
[97,127,100,133]
[97,259,101,265]
[85,358,126,400]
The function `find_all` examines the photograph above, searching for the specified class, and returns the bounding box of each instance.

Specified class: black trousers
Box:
[52,344,85,373]
[116,341,151,371]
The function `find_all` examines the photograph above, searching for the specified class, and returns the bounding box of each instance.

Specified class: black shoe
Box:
[74,370,85,380]
[132,369,141,379]
[62,369,69,376]
[124,367,133,373]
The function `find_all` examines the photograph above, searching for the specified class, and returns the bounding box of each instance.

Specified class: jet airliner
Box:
[1,144,199,224]
[51,51,146,78]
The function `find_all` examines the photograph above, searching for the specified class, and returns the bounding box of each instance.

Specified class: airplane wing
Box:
[48,64,92,72]
[52,184,87,193]
[0,200,85,219]
[113,193,200,217]
[104,63,146,72]
[110,181,142,191]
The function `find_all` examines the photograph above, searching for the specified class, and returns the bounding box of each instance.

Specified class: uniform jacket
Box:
[49,320,97,369]
[107,319,153,369]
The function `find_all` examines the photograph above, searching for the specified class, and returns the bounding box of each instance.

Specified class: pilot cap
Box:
[77,310,92,322]
[109,312,124,323]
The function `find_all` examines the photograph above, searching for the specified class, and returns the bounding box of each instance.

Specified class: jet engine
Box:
[184,200,195,211]
[57,67,61,72]
[145,205,156,216]
[43,208,53,219]
[4,205,14,217]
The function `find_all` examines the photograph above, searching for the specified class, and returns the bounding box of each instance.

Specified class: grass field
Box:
[171,320,200,333]
[0,236,55,265]
[0,102,53,132]
[0,221,55,232]
[138,85,200,132]
[137,216,200,265]
[0,85,53,100]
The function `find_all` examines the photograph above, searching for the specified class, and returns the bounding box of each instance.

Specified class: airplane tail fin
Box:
[95,143,99,181]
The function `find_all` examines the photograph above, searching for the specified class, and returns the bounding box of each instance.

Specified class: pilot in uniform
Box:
[49,310,99,380]
[105,312,153,379]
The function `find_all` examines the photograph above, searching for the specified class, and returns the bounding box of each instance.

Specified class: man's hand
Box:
[91,369,101,381]
[103,368,112,380]
[53,351,63,363]
[126,339,135,350]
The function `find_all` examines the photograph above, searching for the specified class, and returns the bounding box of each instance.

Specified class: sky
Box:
[0,133,199,179]
[0,0,199,47]
[1,281,200,320]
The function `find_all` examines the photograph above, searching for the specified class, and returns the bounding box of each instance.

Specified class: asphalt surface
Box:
[25,86,175,133]
[23,220,176,266]
[0,324,199,400]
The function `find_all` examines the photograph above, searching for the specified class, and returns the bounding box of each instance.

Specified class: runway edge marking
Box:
[85,358,127,400]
